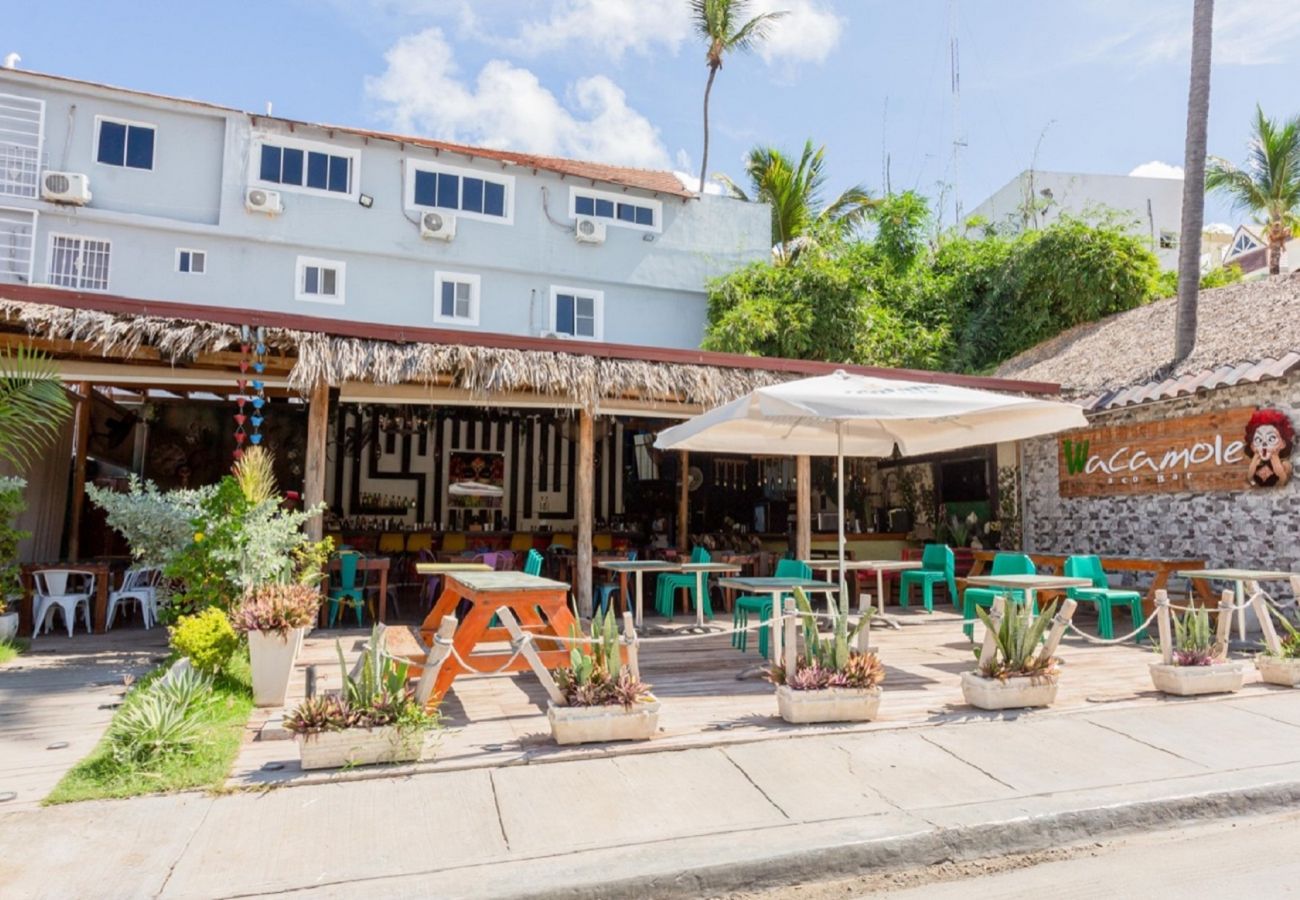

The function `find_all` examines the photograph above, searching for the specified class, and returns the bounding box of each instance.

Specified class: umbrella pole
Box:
[837,422,847,619]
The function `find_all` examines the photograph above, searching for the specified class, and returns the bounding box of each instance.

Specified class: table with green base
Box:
[1177,568,1297,641]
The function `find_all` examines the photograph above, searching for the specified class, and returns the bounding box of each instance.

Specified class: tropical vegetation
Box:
[767,588,883,691]
[1170,605,1218,667]
[552,606,652,708]
[0,346,74,472]
[973,600,1060,681]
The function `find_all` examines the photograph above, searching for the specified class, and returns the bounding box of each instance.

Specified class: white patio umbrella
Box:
[654,370,1087,617]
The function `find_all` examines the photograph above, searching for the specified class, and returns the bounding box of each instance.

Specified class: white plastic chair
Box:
[107,567,160,630]
[32,570,95,638]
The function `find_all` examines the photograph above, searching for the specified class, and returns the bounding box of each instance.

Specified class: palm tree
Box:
[0,345,73,472]
[1173,0,1214,364]
[1207,106,1300,278]
[692,0,786,193]
[718,141,874,262]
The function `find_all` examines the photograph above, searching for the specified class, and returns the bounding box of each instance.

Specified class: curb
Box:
[513,778,1300,899]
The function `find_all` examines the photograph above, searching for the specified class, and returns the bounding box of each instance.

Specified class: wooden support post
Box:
[783,597,798,677]
[576,410,595,618]
[677,450,690,552]
[66,382,91,562]
[795,455,811,561]
[1156,589,1173,665]
[415,616,459,708]
[621,611,640,683]
[976,594,1006,671]
[1250,586,1283,657]
[496,607,565,705]
[1037,598,1077,668]
[303,380,329,543]
[1214,588,1234,659]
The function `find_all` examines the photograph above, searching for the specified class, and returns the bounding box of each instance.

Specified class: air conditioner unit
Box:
[574,216,606,245]
[41,171,91,205]
[420,211,456,241]
[245,187,283,215]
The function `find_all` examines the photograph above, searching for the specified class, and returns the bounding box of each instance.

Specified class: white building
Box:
[968,170,1185,269]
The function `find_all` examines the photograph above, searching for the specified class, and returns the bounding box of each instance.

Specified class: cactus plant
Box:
[769,588,883,691]
[552,607,652,709]
[973,599,1059,681]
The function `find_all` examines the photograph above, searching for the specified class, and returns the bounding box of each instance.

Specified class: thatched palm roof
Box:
[994,277,1300,410]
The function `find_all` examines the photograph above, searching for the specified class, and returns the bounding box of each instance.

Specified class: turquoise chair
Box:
[1065,555,1146,642]
[656,546,711,619]
[733,558,811,657]
[524,549,544,576]
[328,551,367,626]
[595,550,637,615]
[899,544,957,613]
[962,552,1035,638]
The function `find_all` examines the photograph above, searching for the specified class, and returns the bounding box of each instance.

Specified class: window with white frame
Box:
[176,248,206,274]
[0,208,36,284]
[569,187,660,232]
[407,162,512,222]
[550,286,603,340]
[48,233,111,291]
[95,117,155,170]
[295,256,345,304]
[0,93,44,198]
[255,136,356,197]
[434,271,481,326]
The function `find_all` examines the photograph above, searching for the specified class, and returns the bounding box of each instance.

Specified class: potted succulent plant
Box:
[1255,614,1300,687]
[769,588,883,723]
[231,582,321,707]
[961,599,1063,710]
[285,628,438,769]
[1149,605,1246,696]
[548,607,658,745]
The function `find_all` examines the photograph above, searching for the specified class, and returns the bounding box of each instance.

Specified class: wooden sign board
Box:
[1058,407,1255,497]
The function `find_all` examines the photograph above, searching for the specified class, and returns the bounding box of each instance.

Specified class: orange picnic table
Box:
[418,570,579,702]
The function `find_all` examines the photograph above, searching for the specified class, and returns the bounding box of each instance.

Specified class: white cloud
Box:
[1087,0,1300,67]
[672,170,726,195]
[752,0,844,65]
[365,27,671,169]
[1129,160,1184,179]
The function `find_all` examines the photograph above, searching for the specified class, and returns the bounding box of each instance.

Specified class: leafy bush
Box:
[169,608,239,675]
[973,600,1059,681]
[230,583,321,636]
[0,476,27,605]
[86,477,216,570]
[108,670,213,766]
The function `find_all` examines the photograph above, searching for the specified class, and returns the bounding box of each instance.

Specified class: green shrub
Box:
[169,608,239,675]
[108,670,213,766]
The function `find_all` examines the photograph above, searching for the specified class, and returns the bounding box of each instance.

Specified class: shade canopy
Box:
[654,371,1087,457]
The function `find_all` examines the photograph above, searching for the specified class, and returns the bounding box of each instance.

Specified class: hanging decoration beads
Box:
[233,327,251,461]
[250,327,268,448]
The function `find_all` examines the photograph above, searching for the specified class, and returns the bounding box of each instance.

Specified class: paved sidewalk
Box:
[4,689,1300,899]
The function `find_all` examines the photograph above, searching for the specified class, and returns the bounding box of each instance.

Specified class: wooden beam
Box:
[67,382,92,562]
[796,455,812,560]
[576,410,595,618]
[677,451,690,552]
[303,380,329,543]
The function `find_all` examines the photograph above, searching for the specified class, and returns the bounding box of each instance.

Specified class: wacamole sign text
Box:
[1057,407,1258,496]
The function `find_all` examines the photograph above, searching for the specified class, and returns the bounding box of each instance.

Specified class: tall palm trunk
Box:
[1173,0,1214,363]
[699,64,719,194]
[1269,224,1285,275]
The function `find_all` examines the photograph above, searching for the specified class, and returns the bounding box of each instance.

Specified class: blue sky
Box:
[10,1,1300,227]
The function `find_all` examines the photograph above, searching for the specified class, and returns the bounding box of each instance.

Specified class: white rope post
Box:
[1214,588,1234,660]
[1156,589,1173,665]
[1036,598,1077,668]
[783,597,798,676]
[1250,587,1283,657]
[976,594,1006,671]
[621,611,641,683]
[858,610,872,654]
[415,616,458,708]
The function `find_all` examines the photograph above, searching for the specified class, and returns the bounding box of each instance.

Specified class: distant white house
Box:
[967,170,1184,269]
[1219,224,1296,277]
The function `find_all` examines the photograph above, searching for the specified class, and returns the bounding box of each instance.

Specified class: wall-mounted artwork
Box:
[1245,408,1293,488]
[448,451,505,509]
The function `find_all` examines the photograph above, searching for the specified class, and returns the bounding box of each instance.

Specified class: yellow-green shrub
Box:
[169,608,239,675]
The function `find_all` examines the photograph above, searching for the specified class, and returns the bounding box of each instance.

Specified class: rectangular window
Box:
[0,93,44,198]
[176,248,206,274]
[95,117,155,170]
[407,162,512,222]
[0,207,37,284]
[1159,230,1179,250]
[295,256,345,304]
[48,234,111,291]
[570,187,660,232]
[550,286,603,340]
[256,138,355,196]
[434,271,481,326]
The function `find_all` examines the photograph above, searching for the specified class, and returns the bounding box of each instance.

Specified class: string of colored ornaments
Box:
[233,325,268,460]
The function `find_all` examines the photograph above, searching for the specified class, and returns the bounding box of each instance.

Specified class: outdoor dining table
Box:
[418,570,580,701]
[962,574,1093,624]
[802,559,923,617]
[594,559,740,629]
[715,576,840,664]
[967,551,1216,612]
[324,555,390,625]
[20,562,113,635]
[1176,568,1297,641]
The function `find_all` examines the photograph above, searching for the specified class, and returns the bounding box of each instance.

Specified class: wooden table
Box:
[414,562,493,575]
[20,563,113,635]
[324,556,390,625]
[803,559,922,615]
[963,574,1092,621]
[595,560,681,627]
[1177,568,1297,641]
[418,571,580,701]
[717,576,840,662]
[967,551,1215,612]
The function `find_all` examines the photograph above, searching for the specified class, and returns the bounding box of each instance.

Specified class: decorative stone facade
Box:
[1022,374,1300,582]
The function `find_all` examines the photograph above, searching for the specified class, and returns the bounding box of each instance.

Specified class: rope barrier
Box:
[1064,608,1160,645]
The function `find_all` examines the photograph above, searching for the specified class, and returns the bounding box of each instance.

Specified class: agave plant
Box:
[108,670,213,765]
[973,599,1059,681]
[768,588,883,690]
[551,606,653,709]
[1170,604,1220,666]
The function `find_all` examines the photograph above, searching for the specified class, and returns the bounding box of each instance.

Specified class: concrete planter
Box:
[961,671,1058,710]
[0,611,17,643]
[297,725,424,770]
[1255,656,1300,688]
[247,627,304,708]
[1149,661,1246,696]
[547,698,661,745]
[776,685,882,724]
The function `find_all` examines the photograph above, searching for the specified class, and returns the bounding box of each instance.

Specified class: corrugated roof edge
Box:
[1083,352,1300,412]
[0,68,695,199]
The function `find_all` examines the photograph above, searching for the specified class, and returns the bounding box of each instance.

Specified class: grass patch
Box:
[0,638,26,665]
[45,653,254,804]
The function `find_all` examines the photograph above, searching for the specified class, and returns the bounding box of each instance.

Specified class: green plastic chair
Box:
[328,551,367,626]
[899,544,957,612]
[655,546,711,619]
[1065,555,1146,642]
[962,552,1035,638]
[524,549,543,576]
[733,558,812,657]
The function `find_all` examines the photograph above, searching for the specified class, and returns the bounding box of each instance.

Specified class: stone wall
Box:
[1022,374,1300,581]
